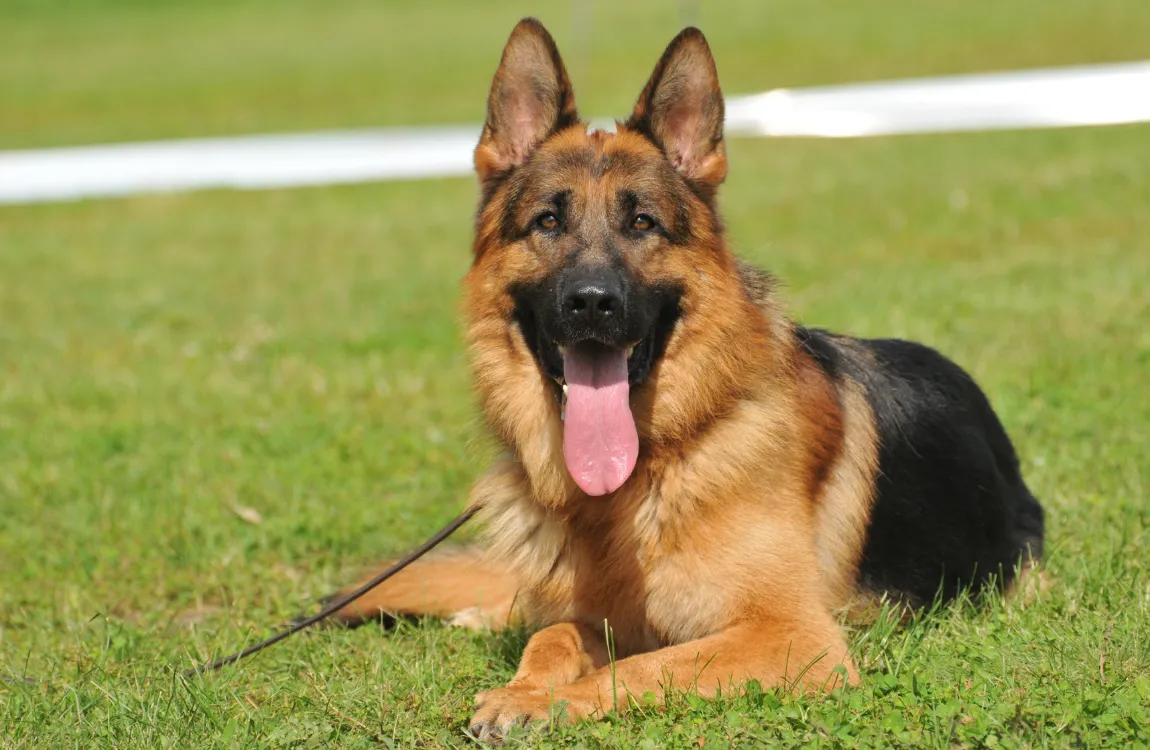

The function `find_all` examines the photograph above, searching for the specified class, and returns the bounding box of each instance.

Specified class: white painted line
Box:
[2,62,1148,205]
[724,61,1150,137]
[0,126,479,205]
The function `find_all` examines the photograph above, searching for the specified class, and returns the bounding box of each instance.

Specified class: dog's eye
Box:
[632,214,656,231]
[536,212,559,231]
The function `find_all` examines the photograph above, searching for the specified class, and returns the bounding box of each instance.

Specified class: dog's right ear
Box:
[474,18,579,183]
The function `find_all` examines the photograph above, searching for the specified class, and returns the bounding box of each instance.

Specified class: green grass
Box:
[2,1,1149,747]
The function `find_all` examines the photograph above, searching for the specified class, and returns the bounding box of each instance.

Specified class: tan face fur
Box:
[464,21,782,507]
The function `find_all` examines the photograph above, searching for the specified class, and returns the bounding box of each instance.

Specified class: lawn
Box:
[2,1,1149,747]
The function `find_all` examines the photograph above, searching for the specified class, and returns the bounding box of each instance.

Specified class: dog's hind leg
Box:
[327,547,521,630]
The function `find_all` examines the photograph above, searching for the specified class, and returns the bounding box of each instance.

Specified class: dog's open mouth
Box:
[513,295,680,496]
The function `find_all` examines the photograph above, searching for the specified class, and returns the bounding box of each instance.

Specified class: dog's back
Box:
[797,326,1044,607]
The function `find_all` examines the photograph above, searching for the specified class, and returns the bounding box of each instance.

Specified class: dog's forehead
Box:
[525,127,668,189]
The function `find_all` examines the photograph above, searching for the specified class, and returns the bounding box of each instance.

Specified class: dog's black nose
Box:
[562,272,623,326]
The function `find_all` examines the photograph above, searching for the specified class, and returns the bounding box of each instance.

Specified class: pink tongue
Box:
[562,345,639,496]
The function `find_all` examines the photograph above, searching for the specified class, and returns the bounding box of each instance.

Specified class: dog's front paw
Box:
[469,686,549,745]
[469,686,593,745]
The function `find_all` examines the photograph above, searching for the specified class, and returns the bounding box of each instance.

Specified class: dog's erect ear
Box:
[626,28,726,190]
[474,18,579,182]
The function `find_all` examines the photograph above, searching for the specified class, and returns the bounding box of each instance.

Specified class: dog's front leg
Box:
[481,621,609,696]
[469,615,855,742]
[470,621,607,742]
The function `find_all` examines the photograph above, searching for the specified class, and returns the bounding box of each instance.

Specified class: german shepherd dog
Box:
[332,19,1044,742]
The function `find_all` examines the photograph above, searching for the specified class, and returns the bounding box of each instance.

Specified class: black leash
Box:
[184,506,478,677]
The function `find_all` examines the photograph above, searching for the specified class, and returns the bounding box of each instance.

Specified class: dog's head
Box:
[466,19,773,501]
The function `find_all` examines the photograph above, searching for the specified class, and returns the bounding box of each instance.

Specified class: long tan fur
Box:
[334,19,884,741]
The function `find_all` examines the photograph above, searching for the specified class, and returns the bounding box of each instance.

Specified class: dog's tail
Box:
[327,546,521,631]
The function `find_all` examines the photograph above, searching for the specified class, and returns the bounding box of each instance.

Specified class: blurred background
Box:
[2,0,1148,146]
[1,1,1148,746]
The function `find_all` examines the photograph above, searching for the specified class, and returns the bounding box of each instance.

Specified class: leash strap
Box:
[184,506,478,677]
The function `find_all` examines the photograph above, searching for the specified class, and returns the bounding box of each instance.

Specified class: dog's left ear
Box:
[626,28,727,191]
